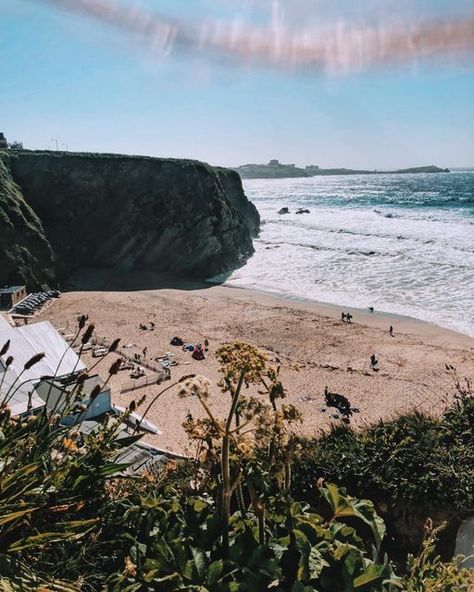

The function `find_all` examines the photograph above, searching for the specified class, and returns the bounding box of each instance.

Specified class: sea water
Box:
[224,171,474,337]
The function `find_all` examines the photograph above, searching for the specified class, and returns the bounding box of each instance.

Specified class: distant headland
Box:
[233,159,450,179]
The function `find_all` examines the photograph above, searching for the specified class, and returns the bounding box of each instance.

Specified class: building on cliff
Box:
[0,133,7,149]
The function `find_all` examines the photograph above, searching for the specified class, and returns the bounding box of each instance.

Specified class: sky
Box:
[1,0,473,168]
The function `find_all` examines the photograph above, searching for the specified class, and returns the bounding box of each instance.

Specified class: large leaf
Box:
[321,484,386,549]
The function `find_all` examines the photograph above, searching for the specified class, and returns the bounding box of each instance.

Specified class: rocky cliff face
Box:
[215,167,260,236]
[0,155,55,288]
[0,151,259,289]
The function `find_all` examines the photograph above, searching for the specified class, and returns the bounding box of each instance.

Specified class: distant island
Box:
[233,159,450,179]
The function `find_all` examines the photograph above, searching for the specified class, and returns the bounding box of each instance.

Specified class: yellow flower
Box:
[216,342,267,385]
[237,439,254,459]
[62,437,78,452]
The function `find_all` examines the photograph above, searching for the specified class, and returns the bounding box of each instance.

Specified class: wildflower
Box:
[24,352,45,370]
[216,342,267,385]
[124,556,137,577]
[178,375,211,400]
[51,449,64,463]
[165,460,177,473]
[128,400,136,412]
[0,339,10,356]
[78,314,88,329]
[5,356,13,367]
[63,437,78,452]
[237,439,254,459]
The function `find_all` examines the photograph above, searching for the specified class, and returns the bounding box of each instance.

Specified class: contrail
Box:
[32,0,474,73]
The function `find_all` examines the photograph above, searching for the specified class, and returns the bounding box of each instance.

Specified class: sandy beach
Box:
[36,277,474,455]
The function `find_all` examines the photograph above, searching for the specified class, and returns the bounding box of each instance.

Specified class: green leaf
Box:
[353,563,386,587]
[0,506,40,527]
[207,560,224,586]
[191,547,208,578]
[321,484,386,549]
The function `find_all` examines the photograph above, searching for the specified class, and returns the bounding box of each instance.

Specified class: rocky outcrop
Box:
[215,167,260,236]
[0,155,56,288]
[0,151,259,289]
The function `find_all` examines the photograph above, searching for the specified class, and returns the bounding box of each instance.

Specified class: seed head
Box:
[76,372,89,385]
[0,340,10,357]
[24,353,45,370]
[90,384,102,400]
[5,356,13,367]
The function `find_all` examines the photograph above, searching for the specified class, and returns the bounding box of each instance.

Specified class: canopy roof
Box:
[0,321,86,384]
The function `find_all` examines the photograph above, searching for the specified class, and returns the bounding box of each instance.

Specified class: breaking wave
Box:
[225,171,474,336]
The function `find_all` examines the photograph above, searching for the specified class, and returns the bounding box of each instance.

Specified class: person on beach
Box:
[192,344,205,361]
[368,306,374,313]
[370,354,378,370]
[341,312,346,322]
[346,313,353,323]
[389,325,394,337]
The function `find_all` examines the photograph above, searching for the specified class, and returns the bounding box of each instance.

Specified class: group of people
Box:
[341,312,353,323]
[170,336,209,361]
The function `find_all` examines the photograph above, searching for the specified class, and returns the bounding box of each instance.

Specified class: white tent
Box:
[0,366,45,416]
[0,314,12,331]
[0,321,86,384]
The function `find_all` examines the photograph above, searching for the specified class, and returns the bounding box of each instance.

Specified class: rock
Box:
[278,207,290,215]
[215,167,260,237]
[296,208,310,214]
[0,151,260,289]
[0,156,56,288]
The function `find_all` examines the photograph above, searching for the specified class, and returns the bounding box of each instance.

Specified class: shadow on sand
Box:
[63,268,232,293]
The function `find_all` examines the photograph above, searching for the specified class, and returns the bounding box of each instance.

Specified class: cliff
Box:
[0,156,56,288]
[215,167,260,236]
[0,151,259,289]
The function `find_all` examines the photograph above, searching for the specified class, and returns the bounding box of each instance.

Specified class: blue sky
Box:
[1,0,473,168]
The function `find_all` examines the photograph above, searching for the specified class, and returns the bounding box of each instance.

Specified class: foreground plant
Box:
[0,336,470,590]
[404,520,474,592]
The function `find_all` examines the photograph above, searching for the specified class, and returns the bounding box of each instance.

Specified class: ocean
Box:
[224,171,474,337]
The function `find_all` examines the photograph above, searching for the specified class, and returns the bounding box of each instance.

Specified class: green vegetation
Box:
[0,331,472,590]
[292,377,473,507]
[291,375,474,561]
